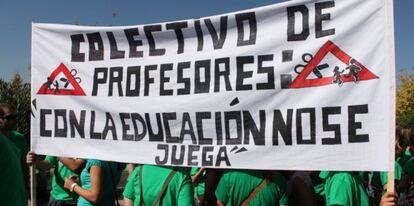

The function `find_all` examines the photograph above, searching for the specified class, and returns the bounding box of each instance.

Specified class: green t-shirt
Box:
[215,170,288,206]
[6,131,29,160]
[123,165,194,206]
[78,160,122,206]
[321,172,369,206]
[0,134,28,206]
[44,156,78,201]
[191,167,205,198]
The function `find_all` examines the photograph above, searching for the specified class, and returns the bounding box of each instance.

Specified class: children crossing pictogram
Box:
[332,66,345,86]
[37,63,86,96]
[288,40,378,89]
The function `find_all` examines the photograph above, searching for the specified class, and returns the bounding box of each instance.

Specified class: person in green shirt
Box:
[320,171,369,206]
[399,128,414,193]
[0,103,30,191]
[215,169,288,206]
[64,159,123,206]
[123,164,194,206]
[27,152,85,206]
[0,118,28,205]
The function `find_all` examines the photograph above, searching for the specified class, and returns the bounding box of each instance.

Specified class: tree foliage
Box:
[397,67,414,128]
[0,73,31,136]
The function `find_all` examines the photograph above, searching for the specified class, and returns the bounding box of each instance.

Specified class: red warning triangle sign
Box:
[37,63,86,96]
[289,40,378,89]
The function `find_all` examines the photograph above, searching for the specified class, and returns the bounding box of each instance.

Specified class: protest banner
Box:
[31,0,395,171]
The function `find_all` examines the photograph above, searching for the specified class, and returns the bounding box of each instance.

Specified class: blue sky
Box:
[0,0,412,83]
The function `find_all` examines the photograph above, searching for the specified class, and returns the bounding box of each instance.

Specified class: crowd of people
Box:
[0,102,412,206]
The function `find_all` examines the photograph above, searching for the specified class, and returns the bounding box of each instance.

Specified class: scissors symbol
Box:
[294,53,329,79]
[60,69,82,88]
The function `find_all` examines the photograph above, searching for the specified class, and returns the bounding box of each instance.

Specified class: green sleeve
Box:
[326,175,353,205]
[177,174,195,206]
[403,157,414,177]
[215,173,229,204]
[123,167,139,200]
[44,156,57,165]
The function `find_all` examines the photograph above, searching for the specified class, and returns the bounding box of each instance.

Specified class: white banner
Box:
[31,0,394,171]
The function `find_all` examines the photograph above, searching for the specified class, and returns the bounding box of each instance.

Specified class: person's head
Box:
[349,58,356,65]
[0,103,18,131]
[395,125,408,156]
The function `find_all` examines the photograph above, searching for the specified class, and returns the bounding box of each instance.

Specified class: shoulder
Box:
[330,172,354,182]
[125,166,140,186]
[221,169,248,178]
[130,166,140,178]
[326,172,357,192]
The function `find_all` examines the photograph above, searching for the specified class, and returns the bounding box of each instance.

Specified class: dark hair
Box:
[396,125,403,139]
[396,125,408,155]
[404,128,414,147]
